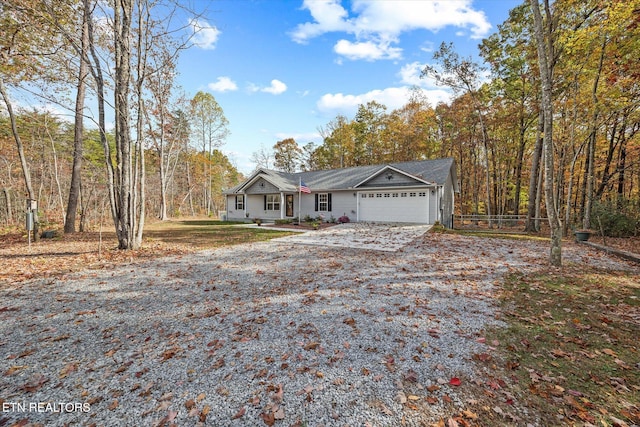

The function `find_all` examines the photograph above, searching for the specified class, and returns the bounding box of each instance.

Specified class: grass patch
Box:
[0,219,296,284]
[483,267,640,426]
[143,219,296,248]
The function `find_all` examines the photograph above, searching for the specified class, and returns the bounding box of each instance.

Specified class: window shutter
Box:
[328,193,332,211]
[264,195,267,210]
[314,194,318,211]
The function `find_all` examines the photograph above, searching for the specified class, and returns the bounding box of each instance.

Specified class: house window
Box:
[235,195,244,210]
[401,193,407,197]
[265,194,280,211]
[376,193,382,198]
[315,193,332,211]
[392,193,398,198]
[319,194,328,211]
[384,193,390,198]
[418,192,426,197]
[409,192,417,197]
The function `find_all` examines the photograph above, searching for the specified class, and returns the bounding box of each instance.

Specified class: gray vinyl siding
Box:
[246,178,279,194]
[359,171,424,188]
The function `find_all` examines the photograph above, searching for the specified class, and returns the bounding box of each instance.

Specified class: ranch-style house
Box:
[224,158,458,227]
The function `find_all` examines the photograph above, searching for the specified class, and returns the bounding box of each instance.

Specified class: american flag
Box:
[299,180,311,194]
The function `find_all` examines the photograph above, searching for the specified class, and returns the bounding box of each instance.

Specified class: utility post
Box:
[25,198,37,247]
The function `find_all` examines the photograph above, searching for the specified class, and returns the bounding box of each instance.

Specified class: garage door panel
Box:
[359,191,429,223]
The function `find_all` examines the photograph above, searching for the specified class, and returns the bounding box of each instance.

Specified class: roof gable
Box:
[353,165,435,188]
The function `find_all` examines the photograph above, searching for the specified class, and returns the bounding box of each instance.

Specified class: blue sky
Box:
[180,0,524,174]
[26,0,520,175]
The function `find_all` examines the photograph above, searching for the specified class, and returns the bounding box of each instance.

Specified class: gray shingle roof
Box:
[225,157,455,193]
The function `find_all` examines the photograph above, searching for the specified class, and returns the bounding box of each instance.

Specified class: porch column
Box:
[280,192,284,219]
[243,192,247,219]
[426,188,430,224]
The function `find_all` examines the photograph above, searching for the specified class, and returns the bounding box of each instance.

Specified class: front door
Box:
[285,194,294,217]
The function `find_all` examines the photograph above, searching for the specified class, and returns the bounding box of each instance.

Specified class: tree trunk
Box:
[186,160,195,216]
[0,78,39,241]
[3,188,12,224]
[526,111,544,232]
[513,125,527,216]
[582,36,606,230]
[114,0,134,249]
[64,0,89,234]
[530,0,562,266]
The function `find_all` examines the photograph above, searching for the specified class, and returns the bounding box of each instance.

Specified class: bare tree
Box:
[529,0,562,266]
[250,144,273,170]
[64,0,90,233]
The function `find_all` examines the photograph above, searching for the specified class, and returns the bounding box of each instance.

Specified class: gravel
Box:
[0,226,634,426]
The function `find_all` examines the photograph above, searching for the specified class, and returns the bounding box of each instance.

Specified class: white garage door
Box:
[358,190,429,223]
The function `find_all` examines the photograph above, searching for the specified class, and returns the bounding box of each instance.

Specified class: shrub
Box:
[275,219,292,225]
[338,215,350,223]
[303,214,314,223]
[592,200,639,237]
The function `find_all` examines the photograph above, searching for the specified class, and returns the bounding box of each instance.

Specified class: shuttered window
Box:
[314,193,332,211]
[235,195,244,210]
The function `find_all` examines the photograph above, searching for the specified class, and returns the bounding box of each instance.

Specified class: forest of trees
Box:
[1,0,639,256]
[260,1,640,252]
[0,0,242,248]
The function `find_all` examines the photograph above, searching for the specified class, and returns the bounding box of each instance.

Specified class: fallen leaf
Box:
[199,405,210,422]
[426,396,438,405]
[449,377,461,386]
[260,411,275,426]
[108,399,118,410]
[274,406,285,420]
[273,384,283,402]
[231,406,246,419]
[59,362,77,379]
[304,341,319,351]
[21,373,48,392]
[462,409,478,420]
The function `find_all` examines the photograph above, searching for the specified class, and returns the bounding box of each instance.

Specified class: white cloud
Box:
[317,86,451,116]
[274,132,321,143]
[334,39,402,61]
[398,61,440,89]
[291,0,492,61]
[290,0,351,43]
[208,77,238,92]
[263,79,287,95]
[189,18,221,50]
[349,0,491,40]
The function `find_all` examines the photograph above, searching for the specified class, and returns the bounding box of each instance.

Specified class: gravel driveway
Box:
[0,226,632,426]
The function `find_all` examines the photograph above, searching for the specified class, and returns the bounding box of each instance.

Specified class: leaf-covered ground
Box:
[479,265,640,427]
[0,222,638,426]
[0,220,295,285]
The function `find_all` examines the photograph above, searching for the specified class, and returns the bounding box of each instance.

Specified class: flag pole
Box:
[298,177,302,224]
